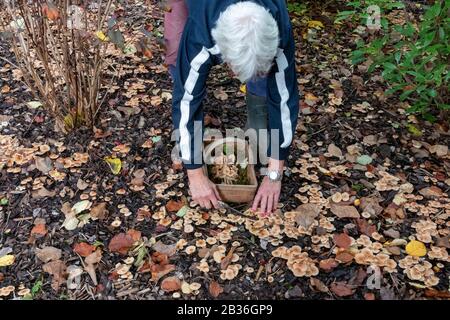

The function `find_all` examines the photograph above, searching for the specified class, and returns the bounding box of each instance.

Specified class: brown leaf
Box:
[85,249,102,265]
[108,233,134,255]
[424,289,450,299]
[151,251,169,265]
[43,260,67,291]
[310,277,329,293]
[348,268,367,286]
[335,251,354,263]
[150,264,176,282]
[153,240,177,257]
[31,224,47,236]
[35,156,53,173]
[161,276,181,292]
[330,203,360,219]
[333,233,351,249]
[319,258,339,272]
[220,246,236,270]
[293,203,321,229]
[356,218,377,237]
[35,246,62,263]
[84,249,102,285]
[330,282,355,297]
[126,229,142,242]
[364,292,376,300]
[359,197,383,217]
[165,199,184,212]
[419,186,443,199]
[209,281,224,298]
[90,202,108,220]
[435,236,450,249]
[73,242,95,257]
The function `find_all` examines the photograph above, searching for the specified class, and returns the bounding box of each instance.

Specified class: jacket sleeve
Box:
[266,26,300,161]
[172,20,213,170]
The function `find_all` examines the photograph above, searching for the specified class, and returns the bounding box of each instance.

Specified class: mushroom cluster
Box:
[211,154,240,185]
[411,220,438,243]
[374,171,400,191]
[0,285,15,297]
[220,264,242,280]
[354,248,397,273]
[427,246,449,262]
[353,235,397,273]
[398,256,440,287]
[272,246,319,277]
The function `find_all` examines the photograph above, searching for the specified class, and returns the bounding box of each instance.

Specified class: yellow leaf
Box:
[64,114,74,129]
[405,240,427,257]
[0,254,15,267]
[308,20,324,29]
[104,157,122,175]
[239,84,246,94]
[96,31,109,42]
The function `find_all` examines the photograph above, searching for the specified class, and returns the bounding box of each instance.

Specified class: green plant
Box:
[337,1,449,120]
[287,1,308,16]
[335,0,405,30]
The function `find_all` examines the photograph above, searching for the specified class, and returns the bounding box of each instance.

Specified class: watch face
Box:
[269,171,278,180]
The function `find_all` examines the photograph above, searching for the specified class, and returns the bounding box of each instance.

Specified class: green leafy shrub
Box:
[336,1,449,121]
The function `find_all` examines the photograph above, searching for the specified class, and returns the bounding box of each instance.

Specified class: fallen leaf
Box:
[176,205,189,217]
[35,156,53,173]
[150,264,176,282]
[161,276,181,292]
[73,242,95,257]
[429,144,448,157]
[319,258,339,272]
[27,101,43,109]
[405,240,427,257]
[330,282,355,297]
[335,251,354,263]
[84,249,102,285]
[71,200,92,214]
[293,203,321,229]
[333,233,351,249]
[328,144,342,158]
[35,246,62,263]
[419,186,443,199]
[153,241,177,257]
[310,278,329,293]
[0,255,15,267]
[126,229,142,243]
[30,224,47,237]
[364,292,376,300]
[104,156,122,175]
[220,247,236,270]
[76,178,89,190]
[357,155,373,165]
[209,281,223,298]
[108,233,134,255]
[43,260,67,291]
[308,20,324,29]
[330,203,360,219]
[356,218,377,236]
[90,202,108,220]
[424,289,450,299]
[166,199,184,212]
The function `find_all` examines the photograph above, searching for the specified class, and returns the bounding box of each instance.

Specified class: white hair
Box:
[211,1,280,83]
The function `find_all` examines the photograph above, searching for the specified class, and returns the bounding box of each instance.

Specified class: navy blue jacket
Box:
[172,0,299,169]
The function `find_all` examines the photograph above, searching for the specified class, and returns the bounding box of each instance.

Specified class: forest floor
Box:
[0,1,449,300]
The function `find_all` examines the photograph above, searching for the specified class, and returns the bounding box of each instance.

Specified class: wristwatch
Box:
[266,170,283,182]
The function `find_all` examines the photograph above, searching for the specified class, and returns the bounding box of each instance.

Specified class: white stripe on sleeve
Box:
[179,47,212,162]
[274,48,292,148]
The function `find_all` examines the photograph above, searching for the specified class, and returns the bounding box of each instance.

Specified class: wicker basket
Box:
[203,137,258,203]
